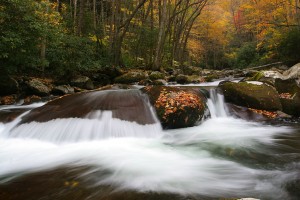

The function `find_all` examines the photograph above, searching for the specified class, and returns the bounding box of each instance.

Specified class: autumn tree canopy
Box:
[0,0,299,76]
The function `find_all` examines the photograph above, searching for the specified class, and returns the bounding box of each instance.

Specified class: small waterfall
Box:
[206,89,229,118]
[8,90,162,143]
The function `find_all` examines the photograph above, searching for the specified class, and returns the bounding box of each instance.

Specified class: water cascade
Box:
[0,88,299,200]
[7,90,162,143]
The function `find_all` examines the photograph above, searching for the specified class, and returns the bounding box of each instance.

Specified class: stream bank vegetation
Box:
[1,0,300,78]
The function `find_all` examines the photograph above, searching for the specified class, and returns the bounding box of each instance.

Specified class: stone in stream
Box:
[18,89,157,126]
[26,78,52,96]
[70,75,94,90]
[275,79,300,117]
[141,86,206,129]
[114,70,148,84]
[240,63,300,116]
[219,81,282,112]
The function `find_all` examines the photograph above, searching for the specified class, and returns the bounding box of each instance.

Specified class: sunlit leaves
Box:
[154,88,204,121]
[248,108,278,119]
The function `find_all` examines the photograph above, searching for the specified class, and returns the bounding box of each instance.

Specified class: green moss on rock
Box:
[219,82,282,111]
[114,70,147,84]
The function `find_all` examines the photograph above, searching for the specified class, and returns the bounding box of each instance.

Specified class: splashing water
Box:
[0,89,299,200]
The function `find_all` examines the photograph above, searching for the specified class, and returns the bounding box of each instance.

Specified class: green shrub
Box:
[278,28,300,65]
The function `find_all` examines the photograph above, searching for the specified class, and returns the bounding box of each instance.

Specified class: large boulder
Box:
[141,86,206,129]
[26,78,51,96]
[182,66,202,75]
[0,75,19,95]
[114,70,148,84]
[275,79,300,116]
[70,76,94,90]
[219,82,282,111]
[282,63,300,82]
[149,71,165,80]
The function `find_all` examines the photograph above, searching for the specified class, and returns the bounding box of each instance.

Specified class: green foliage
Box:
[0,0,62,74]
[46,35,98,76]
[235,42,258,68]
[278,28,300,65]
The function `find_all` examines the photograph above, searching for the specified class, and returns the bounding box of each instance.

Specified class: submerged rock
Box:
[23,95,42,105]
[141,86,206,129]
[219,82,282,111]
[19,89,157,126]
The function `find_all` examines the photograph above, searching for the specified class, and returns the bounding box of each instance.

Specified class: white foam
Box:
[9,111,162,143]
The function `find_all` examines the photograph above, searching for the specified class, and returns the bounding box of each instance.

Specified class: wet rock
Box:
[26,78,51,96]
[114,70,148,84]
[282,63,300,81]
[138,79,153,86]
[19,90,157,126]
[187,75,205,83]
[175,74,189,84]
[141,86,206,129]
[242,71,279,86]
[204,74,219,82]
[0,75,19,95]
[0,95,17,105]
[97,65,123,78]
[219,82,282,111]
[70,76,94,90]
[52,85,75,95]
[182,66,201,75]
[0,108,26,123]
[149,71,165,80]
[23,95,42,105]
[275,79,300,116]
[152,79,167,85]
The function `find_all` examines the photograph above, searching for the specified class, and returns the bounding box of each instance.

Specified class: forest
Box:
[1,0,300,77]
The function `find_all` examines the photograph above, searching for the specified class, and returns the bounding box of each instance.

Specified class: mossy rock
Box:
[275,79,300,116]
[175,74,189,84]
[245,72,264,81]
[205,74,219,82]
[187,75,205,83]
[26,78,51,96]
[141,86,206,129]
[114,70,148,84]
[149,71,165,80]
[243,71,277,86]
[182,66,202,75]
[219,82,282,111]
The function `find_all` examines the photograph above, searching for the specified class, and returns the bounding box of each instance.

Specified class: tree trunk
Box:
[111,0,147,66]
[73,0,77,34]
[93,0,96,30]
[77,0,85,35]
[153,0,167,70]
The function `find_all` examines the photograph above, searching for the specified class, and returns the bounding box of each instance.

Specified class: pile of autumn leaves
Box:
[143,86,205,128]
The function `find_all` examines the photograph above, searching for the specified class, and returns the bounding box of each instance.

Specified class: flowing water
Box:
[0,89,300,200]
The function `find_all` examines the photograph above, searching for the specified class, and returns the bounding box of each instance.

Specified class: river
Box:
[0,87,299,200]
